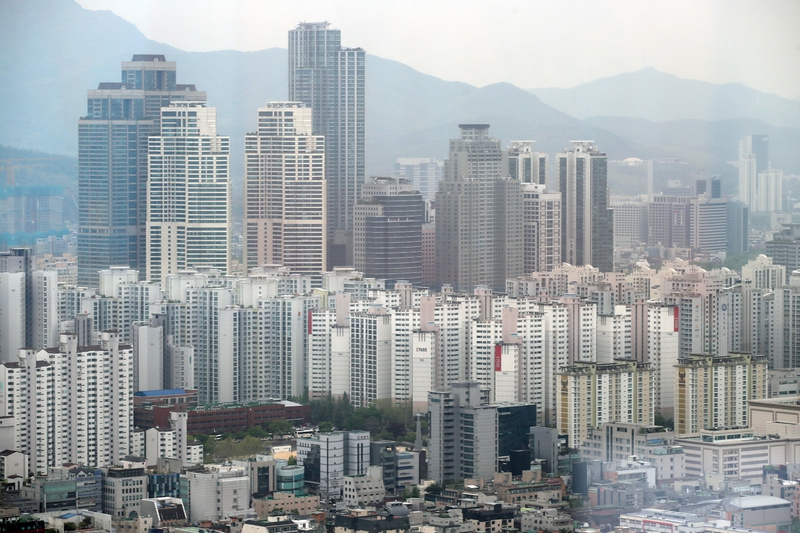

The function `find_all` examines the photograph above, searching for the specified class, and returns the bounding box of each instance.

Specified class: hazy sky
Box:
[76,0,800,99]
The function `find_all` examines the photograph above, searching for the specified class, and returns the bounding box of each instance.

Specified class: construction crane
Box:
[1,157,60,186]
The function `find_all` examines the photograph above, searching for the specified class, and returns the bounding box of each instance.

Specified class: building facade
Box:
[435,124,523,292]
[244,102,326,274]
[559,141,613,272]
[146,102,231,283]
[288,22,365,268]
[78,55,205,287]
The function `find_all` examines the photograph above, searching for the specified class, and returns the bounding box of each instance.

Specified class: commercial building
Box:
[436,124,523,292]
[581,422,685,481]
[674,352,768,436]
[353,177,423,283]
[558,141,613,272]
[767,224,800,273]
[428,382,499,483]
[185,464,251,522]
[244,102,326,274]
[146,102,231,283]
[78,55,205,287]
[103,463,148,518]
[296,431,370,499]
[288,22,365,268]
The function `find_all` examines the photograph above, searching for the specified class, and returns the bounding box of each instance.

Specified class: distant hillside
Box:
[2,0,799,204]
[530,68,800,128]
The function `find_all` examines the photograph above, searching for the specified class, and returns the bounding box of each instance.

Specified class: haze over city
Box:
[72,0,800,99]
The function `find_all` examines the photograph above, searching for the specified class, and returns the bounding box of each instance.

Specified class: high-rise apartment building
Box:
[557,360,654,448]
[244,102,326,274]
[395,158,443,201]
[436,124,523,292]
[353,177,423,283]
[520,183,561,273]
[558,141,614,272]
[146,102,230,283]
[739,134,770,211]
[78,55,205,287]
[0,331,133,475]
[289,22,365,268]
[675,352,768,436]
[0,248,58,362]
[504,141,547,185]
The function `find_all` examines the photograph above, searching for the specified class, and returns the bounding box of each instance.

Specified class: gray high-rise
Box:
[289,23,365,268]
[558,141,613,272]
[435,125,523,292]
[78,55,204,287]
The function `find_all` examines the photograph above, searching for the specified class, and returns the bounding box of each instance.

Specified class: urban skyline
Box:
[4,8,800,531]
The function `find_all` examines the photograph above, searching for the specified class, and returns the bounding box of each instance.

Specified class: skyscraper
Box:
[288,22,365,268]
[436,124,523,292]
[78,55,204,288]
[354,177,423,284]
[558,141,614,272]
[504,141,547,185]
[146,102,230,283]
[739,134,770,211]
[394,158,444,201]
[244,102,326,274]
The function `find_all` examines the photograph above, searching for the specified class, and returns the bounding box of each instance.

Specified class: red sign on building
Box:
[495,344,502,371]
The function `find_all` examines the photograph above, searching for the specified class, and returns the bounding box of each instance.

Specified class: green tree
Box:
[247,425,267,439]
[287,455,297,466]
[318,421,333,433]
[269,420,293,438]
[425,482,443,495]
[238,435,265,456]
[79,517,92,529]
[64,523,77,532]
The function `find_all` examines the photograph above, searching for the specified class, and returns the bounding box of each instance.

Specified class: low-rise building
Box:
[139,497,188,527]
[252,491,320,518]
[185,464,251,522]
[343,466,385,508]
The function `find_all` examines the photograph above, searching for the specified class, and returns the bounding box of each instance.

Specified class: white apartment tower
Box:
[244,102,326,273]
[0,331,133,474]
[146,102,231,283]
[520,183,562,273]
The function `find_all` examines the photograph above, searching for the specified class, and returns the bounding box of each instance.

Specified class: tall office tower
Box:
[395,158,443,201]
[428,382,498,483]
[288,22,365,268]
[739,134,769,209]
[78,55,205,288]
[612,201,648,248]
[728,201,750,256]
[436,124,523,292]
[674,352,768,436]
[648,196,689,247]
[557,360,654,448]
[146,102,230,283]
[0,331,133,474]
[353,177,423,284]
[520,183,561,273]
[244,102,326,274]
[504,141,547,184]
[558,141,614,272]
[767,224,800,272]
[686,196,728,254]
